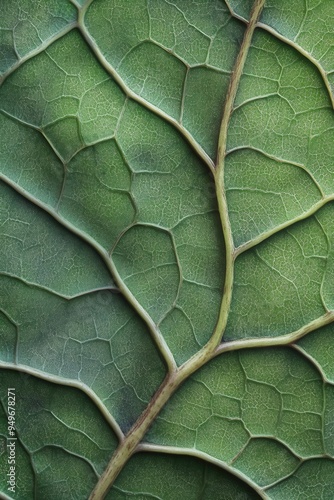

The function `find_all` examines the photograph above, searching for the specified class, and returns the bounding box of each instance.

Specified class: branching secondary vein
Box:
[213,311,334,357]
[77,21,215,175]
[235,194,334,257]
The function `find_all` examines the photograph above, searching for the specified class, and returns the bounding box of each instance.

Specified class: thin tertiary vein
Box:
[226,145,325,198]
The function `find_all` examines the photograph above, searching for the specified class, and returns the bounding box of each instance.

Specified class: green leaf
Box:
[109,453,260,500]
[0,370,118,498]
[1,0,334,498]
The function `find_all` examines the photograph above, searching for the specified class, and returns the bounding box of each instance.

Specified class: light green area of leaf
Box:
[0,30,125,160]
[266,459,334,499]
[0,369,118,499]
[324,385,334,457]
[298,325,334,382]
[110,452,260,499]
[232,439,299,487]
[148,348,333,474]
[113,225,179,324]
[84,0,245,158]
[226,211,329,340]
[231,0,334,89]
[0,0,76,74]
[224,27,334,247]
[0,272,165,431]
[0,114,64,207]
[0,181,113,296]
[229,30,334,195]
[1,0,334,498]
[59,140,135,250]
[225,149,321,248]
[260,0,334,82]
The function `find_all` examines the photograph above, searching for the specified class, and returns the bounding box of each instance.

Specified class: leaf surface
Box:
[1,1,334,498]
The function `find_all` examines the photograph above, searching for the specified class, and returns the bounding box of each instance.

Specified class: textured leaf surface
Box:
[0,370,118,498]
[1,0,334,499]
[110,453,260,500]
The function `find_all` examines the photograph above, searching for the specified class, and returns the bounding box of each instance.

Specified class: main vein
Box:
[89,1,266,498]
[209,0,266,349]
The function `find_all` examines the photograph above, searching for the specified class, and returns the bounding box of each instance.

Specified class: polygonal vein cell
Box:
[110,452,261,499]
